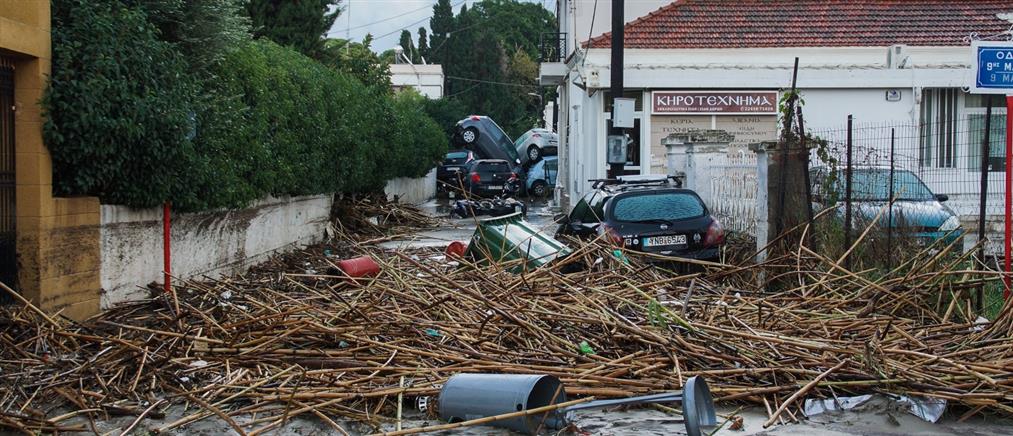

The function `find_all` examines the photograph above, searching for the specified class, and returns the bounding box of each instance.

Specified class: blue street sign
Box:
[971,41,1013,94]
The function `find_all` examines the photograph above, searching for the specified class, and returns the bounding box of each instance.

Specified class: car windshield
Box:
[611,192,705,222]
[833,169,935,201]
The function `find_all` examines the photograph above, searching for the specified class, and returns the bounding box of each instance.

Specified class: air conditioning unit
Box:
[887,44,910,69]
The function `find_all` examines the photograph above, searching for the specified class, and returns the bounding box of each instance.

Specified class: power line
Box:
[327,1,435,36]
[446,75,538,88]
[366,0,467,41]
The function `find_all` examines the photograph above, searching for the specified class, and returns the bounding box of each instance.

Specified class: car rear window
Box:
[611,192,705,222]
[446,151,469,160]
[480,162,511,173]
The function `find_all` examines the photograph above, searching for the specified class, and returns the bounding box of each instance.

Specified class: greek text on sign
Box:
[970,41,1013,94]
[652,91,778,115]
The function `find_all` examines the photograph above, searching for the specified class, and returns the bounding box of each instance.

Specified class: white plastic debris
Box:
[367,216,380,226]
[219,291,232,300]
[189,360,209,368]
[972,316,990,332]
[804,394,873,416]
[803,394,946,423]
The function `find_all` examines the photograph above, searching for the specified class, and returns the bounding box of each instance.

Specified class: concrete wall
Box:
[2,1,103,319]
[384,169,436,205]
[100,195,332,308]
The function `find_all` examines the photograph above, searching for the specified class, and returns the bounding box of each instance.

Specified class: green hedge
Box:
[44,0,447,212]
[44,0,199,208]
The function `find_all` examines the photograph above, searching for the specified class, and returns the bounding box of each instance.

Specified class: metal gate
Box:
[0,57,16,303]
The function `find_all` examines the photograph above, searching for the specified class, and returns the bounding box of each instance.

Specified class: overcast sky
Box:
[330,0,551,54]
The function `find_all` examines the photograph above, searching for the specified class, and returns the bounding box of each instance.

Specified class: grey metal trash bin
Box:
[439,373,567,434]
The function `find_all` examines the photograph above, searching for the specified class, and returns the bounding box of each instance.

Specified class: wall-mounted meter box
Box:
[607,135,628,165]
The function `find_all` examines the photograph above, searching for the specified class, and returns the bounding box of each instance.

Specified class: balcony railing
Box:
[540,32,567,63]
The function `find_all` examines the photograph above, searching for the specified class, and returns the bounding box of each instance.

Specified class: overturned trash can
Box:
[466,212,571,272]
[439,373,716,436]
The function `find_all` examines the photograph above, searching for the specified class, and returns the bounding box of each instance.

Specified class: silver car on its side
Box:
[514,128,558,167]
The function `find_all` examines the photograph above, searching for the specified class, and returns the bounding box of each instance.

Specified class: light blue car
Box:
[526,155,558,197]
[811,166,963,245]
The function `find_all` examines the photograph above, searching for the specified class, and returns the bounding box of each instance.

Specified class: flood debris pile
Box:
[1,236,1011,434]
[331,196,440,242]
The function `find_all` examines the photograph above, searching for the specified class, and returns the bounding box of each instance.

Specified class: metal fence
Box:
[807,113,1006,259]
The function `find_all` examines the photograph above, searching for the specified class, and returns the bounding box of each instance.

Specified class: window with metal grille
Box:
[919,88,959,168]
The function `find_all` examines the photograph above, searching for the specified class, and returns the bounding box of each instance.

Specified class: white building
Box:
[390,64,444,98]
[542,0,1013,216]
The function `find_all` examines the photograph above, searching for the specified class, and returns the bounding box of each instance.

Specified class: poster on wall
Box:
[649,115,777,173]
[652,91,779,115]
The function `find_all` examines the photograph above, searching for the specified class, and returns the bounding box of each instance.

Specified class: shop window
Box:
[919,88,958,168]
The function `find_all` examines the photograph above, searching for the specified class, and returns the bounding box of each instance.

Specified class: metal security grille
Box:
[0,57,16,303]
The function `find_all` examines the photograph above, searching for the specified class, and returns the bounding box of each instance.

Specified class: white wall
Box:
[384,168,436,205]
[802,88,917,131]
[100,195,332,307]
[390,64,444,98]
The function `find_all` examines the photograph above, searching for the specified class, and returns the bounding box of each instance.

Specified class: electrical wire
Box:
[582,0,598,67]
[446,75,538,88]
[327,1,438,36]
[372,0,467,40]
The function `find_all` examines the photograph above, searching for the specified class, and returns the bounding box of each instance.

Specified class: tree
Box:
[417,27,430,63]
[436,1,552,138]
[245,0,340,58]
[429,0,454,65]
[320,35,392,91]
[129,0,251,74]
[470,0,554,59]
[398,30,415,63]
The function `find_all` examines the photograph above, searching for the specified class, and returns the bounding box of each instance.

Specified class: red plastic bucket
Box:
[337,256,380,278]
[445,241,467,258]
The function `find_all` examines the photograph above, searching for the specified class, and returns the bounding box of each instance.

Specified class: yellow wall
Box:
[1,0,101,319]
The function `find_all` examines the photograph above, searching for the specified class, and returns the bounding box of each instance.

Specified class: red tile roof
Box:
[587,0,1013,49]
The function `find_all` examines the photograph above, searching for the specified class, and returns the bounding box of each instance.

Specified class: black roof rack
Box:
[587,175,683,190]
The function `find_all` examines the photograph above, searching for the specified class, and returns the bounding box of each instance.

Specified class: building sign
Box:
[652,91,778,115]
[971,41,1013,94]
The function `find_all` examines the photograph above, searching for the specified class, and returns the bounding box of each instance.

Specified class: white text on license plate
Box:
[487,185,503,190]
[644,235,686,247]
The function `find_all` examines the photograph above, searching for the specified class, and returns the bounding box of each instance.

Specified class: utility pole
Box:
[607,0,624,179]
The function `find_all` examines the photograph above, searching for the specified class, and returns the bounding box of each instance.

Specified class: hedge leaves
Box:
[44,0,446,212]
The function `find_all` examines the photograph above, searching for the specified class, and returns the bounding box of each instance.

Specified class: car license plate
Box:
[643,235,686,247]
[487,185,503,190]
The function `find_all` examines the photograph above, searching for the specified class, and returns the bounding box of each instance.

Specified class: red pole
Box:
[1005,96,1013,300]
[163,201,171,293]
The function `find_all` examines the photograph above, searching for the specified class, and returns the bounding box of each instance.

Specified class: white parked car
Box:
[514,128,558,167]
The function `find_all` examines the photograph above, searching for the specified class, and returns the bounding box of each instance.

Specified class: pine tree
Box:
[417,27,429,63]
[398,30,414,63]
[246,0,340,58]
[445,4,474,95]
[428,0,454,65]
